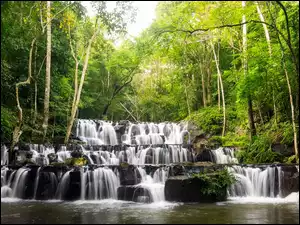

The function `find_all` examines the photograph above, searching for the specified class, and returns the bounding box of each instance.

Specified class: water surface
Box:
[1,198,299,224]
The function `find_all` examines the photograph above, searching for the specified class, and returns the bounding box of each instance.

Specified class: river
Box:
[1,197,299,224]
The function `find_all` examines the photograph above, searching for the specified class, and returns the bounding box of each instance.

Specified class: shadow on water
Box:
[1,200,299,224]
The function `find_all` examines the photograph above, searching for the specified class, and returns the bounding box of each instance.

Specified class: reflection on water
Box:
[1,199,299,224]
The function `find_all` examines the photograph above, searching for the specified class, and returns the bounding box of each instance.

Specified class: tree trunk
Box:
[42,1,52,140]
[217,73,221,111]
[184,82,191,116]
[64,28,99,144]
[200,62,207,107]
[10,38,36,163]
[256,1,277,125]
[206,64,212,105]
[267,2,298,157]
[211,42,226,137]
[277,32,298,157]
[242,1,256,140]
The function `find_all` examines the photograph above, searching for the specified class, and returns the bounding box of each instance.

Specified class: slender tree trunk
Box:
[200,62,207,107]
[10,38,36,163]
[256,2,277,125]
[217,73,221,111]
[267,2,298,157]
[211,42,226,137]
[42,1,52,140]
[206,64,212,105]
[277,35,298,157]
[64,28,98,144]
[184,82,191,116]
[242,1,256,140]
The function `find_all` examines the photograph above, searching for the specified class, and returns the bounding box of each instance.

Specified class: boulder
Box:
[280,165,299,197]
[118,165,142,185]
[272,143,294,157]
[165,175,227,203]
[117,185,152,202]
[195,149,214,162]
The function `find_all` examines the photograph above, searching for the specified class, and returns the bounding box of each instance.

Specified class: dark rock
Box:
[119,165,141,185]
[117,185,152,202]
[195,149,214,162]
[165,175,227,203]
[169,165,184,176]
[18,143,31,151]
[47,153,58,164]
[71,149,83,158]
[25,151,33,159]
[272,143,294,157]
[280,165,299,197]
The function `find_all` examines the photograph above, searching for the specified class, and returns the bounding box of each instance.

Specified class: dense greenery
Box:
[192,168,236,198]
[1,1,299,163]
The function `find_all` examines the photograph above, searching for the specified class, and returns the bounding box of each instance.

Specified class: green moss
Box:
[60,157,88,166]
[120,162,129,168]
[191,169,236,199]
[284,155,299,164]
[50,162,66,167]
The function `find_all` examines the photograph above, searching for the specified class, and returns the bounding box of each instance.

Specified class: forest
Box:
[1,1,299,164]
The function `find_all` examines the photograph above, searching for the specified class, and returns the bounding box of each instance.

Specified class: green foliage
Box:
[0,0,298,166]
[192,169,236,197]
[283,155,299,164]
[120,162,129,168]
[236,134,284,164]
[1,106,16,142]
[186,107,223,135]
[64,157,88,166]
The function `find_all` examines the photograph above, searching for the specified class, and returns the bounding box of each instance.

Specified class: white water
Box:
[55,170,71,200]
[76,120,118,145]
[1,145,9,165]
[81,167,120,200]
[0,168,29,198]
[33,167,41,199]
[133,167,169,203]
[210,147,238,164]
[211,147,299,200]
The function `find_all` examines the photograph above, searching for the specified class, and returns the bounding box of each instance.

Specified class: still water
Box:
[1,198,299,224]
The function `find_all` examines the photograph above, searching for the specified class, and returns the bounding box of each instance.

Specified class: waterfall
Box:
[210,147,238,164]
[55,170,71,200]
[33,167,41,199]
[80,167,120,200]
[1,145,8,166]
[76,120,118,145]
[228,165,278,197]
[133,167,167,202]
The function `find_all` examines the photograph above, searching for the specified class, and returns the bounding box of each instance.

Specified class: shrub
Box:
[192,168,236,197]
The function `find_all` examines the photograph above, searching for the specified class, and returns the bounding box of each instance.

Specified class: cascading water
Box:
[1,145,9,166]
[76,120,118,145]
[133,167,169,202]
[1,167,29,198]
[210,147,298,199]
[80,167,120,200]
[55,170,72,200]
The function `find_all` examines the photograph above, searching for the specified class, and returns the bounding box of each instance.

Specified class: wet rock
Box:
[280,165,299,197]
[118,165,141,185]
[47,153,58,164]
[195,149,214,162]
[272,143,294,157]
[71,149,83,158]
[165,175,227,203]
[117,186,152,202]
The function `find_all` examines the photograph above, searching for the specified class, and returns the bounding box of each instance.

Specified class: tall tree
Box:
[42,1,52,140]
[242,1,256,140]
